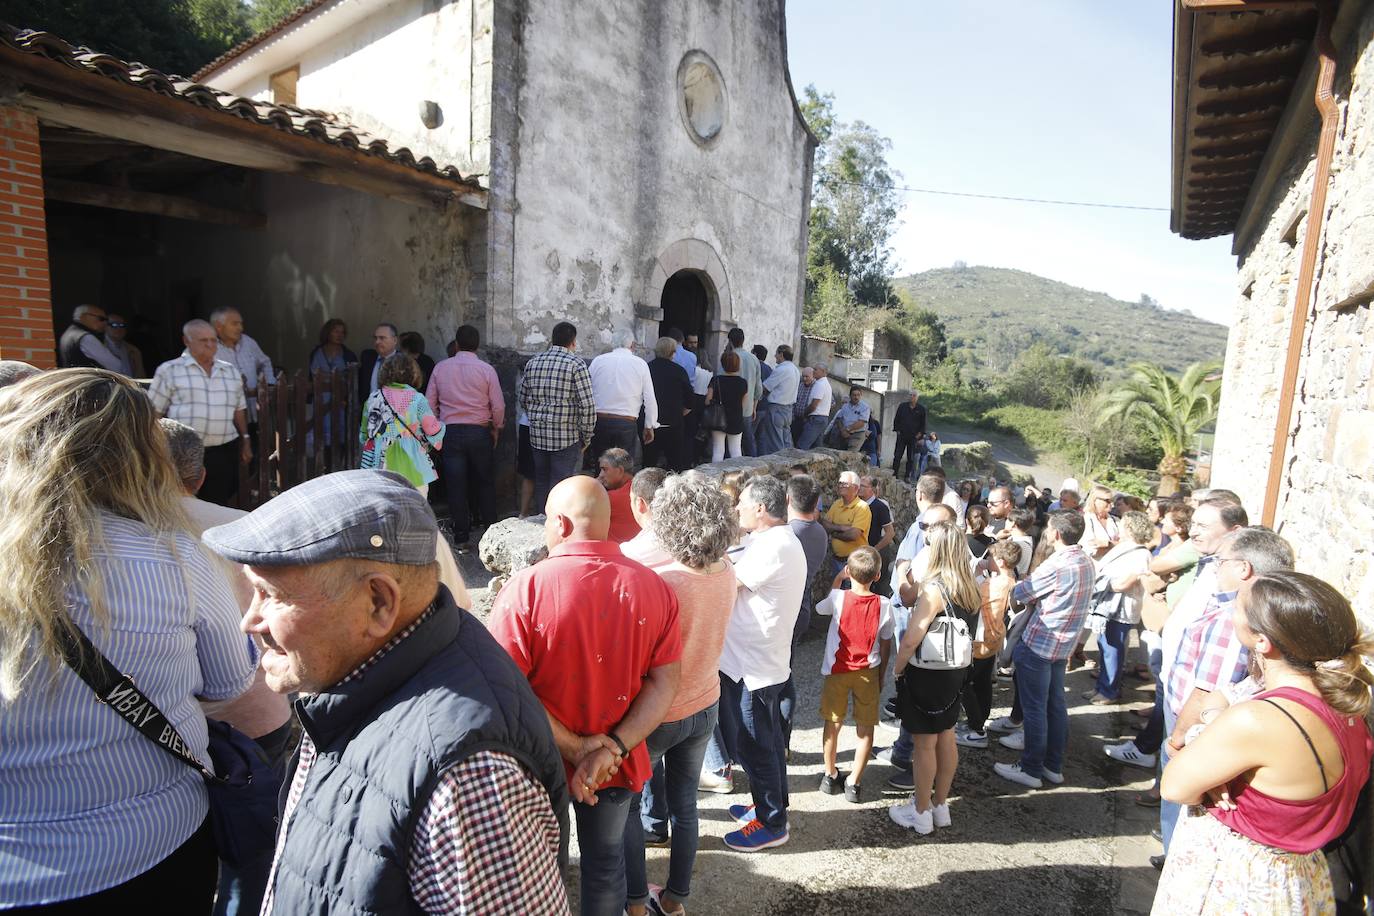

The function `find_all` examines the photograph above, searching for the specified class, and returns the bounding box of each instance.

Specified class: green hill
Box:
[892,266,1229,378]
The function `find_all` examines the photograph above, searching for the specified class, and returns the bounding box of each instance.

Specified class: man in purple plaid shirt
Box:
[995,510,1095,789]
[519,321,597,515]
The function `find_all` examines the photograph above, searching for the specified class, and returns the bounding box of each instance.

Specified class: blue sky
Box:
[785,0,1240,325]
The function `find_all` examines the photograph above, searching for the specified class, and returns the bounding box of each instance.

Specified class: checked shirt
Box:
[262,608,568,915]
[146,353,246,446]
[519,345,596,452]
[1166,590,1243,717]
[1012,544,1095,662]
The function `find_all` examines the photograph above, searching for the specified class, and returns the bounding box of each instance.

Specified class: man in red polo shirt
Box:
[490,475,681,915]
[597,447,640,544]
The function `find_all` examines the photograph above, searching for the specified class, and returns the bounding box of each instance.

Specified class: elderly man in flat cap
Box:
[202,469,570,915]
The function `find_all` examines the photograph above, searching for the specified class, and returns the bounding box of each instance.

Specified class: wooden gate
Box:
[236,364,361,510]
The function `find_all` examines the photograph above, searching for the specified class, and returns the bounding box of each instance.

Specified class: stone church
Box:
[0,0,814,374]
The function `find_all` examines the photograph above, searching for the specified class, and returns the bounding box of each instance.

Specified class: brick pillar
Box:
[0,107,54,369]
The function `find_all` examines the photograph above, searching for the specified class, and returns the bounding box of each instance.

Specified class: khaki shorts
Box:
[820,668,881,726]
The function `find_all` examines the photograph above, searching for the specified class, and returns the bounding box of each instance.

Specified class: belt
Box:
[597,413,638,422]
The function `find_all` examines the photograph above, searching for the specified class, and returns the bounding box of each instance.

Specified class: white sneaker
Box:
[698,768,732,794]
[888,798,934,835]
[994,762,1044,789]
[998,731,1025,751]
[1042,769,1064,785]
[955,730,988,749]
[1105,742,1158,770]
[986,716,1022,734]
[931,803,951,828]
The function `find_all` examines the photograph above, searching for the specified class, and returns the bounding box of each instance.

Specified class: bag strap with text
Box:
[55,625,217,781]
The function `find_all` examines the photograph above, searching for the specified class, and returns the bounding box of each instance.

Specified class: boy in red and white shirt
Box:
[814,546,894,803]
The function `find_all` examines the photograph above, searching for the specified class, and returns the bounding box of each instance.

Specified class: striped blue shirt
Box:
[0,513,256,906]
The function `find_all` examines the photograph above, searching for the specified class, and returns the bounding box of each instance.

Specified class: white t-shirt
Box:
[621,529,674,572]
[1010,533,1034,578]
[718,524,806,690]
[1095,543,1152,625]
[807,377,833,417]
[815,589,895,676]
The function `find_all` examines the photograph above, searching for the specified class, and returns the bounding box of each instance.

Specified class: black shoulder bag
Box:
[56,625,282,868]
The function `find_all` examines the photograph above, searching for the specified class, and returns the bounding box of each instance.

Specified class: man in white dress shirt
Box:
[756,345,800,455]
[211,307,275,427]
[588,329,658,466]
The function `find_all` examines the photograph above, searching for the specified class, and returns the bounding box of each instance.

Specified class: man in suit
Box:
[645,337,693,472]
[358,322,399,402]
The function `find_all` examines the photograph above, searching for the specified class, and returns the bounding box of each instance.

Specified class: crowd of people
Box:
[1,309,1371,916]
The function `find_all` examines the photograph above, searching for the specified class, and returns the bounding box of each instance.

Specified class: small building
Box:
[0,0,815,374]
[1172,0,1373,610]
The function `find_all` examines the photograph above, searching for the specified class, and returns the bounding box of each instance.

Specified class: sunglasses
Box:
[108,321,126,329]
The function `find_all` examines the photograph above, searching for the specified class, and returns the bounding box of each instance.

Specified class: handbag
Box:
[56,625,281,868]
[702,381,729,432]
[997,607,1032,668]
[908,580,973,671]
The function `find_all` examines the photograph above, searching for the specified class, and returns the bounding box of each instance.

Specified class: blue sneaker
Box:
[724,818,789,852]
[728,803,755,824]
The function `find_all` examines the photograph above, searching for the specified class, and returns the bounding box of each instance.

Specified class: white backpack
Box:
[909,580,973,671]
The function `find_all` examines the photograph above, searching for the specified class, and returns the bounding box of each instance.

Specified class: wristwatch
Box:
[607,732,629,757]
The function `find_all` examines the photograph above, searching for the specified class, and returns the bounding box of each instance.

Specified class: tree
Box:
[997,343,1099,410]
[801,264,864,356]
[247,0,301,33]
[1098,361,1221,495]
[801,85,901,308]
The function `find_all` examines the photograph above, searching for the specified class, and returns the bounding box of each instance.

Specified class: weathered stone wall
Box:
[490,0,814,356]
[1222,5,1374,614]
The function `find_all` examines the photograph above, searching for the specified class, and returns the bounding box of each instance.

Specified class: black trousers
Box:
[200,440,240,507]
[443,424,495,544]
[589,416,641,468]
[960,655,997,733]
[11,818,217,914]
[892,434,922,480]
[643,423,689,472]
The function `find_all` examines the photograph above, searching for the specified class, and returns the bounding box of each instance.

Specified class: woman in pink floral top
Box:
[360,354,444,493]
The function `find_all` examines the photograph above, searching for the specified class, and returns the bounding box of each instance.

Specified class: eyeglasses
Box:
[108,321,126,329]
[1215,557,1247,567]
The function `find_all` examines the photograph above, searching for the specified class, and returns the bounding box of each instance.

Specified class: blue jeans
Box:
[1161,701,1180,853]
[533,441,582,515]
[1014,640,1068,778]
[755,402,792,455]
[703,721,731,773]
[573,787,634,916]
[740,414,757,457]
[717,674,788,831]
[795,414,828,450]
[1094,620,1132,700]
[213,720,294,916]
[626,705,717,907]
[1137,641,1165,755]
[442,424,495,544]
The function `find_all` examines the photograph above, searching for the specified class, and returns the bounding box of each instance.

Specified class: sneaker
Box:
[955,730,988,749]
[698,768,733,794]
[818,770,847,795]
[998,731,1025,751]
[954,721,970,736]
[644,830,670,848]
[986,716,1022,734]
[931,802,951,828]
[877,716,901,733]
[723,818,789,852]
[1150,854,1166,871]
[888,798,933,835]
[1105,742,1158,770]
[996,665,1015,682]
[874,747,908,768]
[883,696,898,717]
[728,803,756,824]
[1088,693,1116,706]
[994,762,1043,789]
[1042,768,1064,785]
[844,782,862,804]
[647,887,683,916]
[885,770,915,792]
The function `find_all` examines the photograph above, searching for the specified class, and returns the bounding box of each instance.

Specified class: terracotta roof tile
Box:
[0,23,475,188]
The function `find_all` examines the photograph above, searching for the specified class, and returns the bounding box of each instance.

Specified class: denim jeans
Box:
[1137,641,1165,755]
[1014,640,1068,778]
[590,416,640,469]
[533,441,583,515]
[1094,619,1133,700]
[795,414,828,450]
[755,402,792,455]
[442,424,495,543]
[717,674,788,831]
[702,721,731,773]
[1161,702,1181,853]
[573,787,634,916]
[625,705,717,907]
[740,414,757,457]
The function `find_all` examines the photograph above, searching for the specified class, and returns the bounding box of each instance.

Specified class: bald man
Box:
[490,476,682,914]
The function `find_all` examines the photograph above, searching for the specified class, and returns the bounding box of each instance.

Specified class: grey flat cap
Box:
[203,469,438,567]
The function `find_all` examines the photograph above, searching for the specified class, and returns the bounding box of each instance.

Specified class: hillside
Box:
[892,266,1229,377]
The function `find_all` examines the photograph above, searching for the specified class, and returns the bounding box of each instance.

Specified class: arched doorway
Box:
[659,270,709,352]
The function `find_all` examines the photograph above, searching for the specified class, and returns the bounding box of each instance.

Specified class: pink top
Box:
[426,351,505,429]
[659,562,738,723]
[1210,686,1373,853]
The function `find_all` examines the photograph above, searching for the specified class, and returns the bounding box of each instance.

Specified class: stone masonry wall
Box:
[1224,6,1374,615]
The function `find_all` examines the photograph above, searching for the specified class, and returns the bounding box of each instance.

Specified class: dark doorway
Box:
[659,270,709,354]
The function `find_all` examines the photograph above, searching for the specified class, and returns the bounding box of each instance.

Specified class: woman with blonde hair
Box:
[359,352,444,495]
[0,369,255,912]
[1082,484,1121,560]
[1154,571,1373,914]
[889,521,980,835]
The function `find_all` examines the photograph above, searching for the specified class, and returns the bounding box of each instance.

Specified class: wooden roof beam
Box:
[46,177,266,228]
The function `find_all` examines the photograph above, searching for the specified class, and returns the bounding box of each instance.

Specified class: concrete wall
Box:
[491,0,814,357]
[213,0,494,180]
[158,173,483,371]
[1220,5,1374,612]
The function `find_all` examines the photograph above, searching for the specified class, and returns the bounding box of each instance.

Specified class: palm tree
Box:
[1098,362,1222,496]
